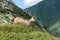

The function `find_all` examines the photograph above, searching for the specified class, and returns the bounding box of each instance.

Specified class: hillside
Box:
[0,0,60,40]
[25,0,60,36]
[0,1,32,24]
[0,0,42,31]
[8,1,31,19]
[0,24,60,40]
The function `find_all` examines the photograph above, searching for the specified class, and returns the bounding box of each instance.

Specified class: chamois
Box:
[13,16,35,26]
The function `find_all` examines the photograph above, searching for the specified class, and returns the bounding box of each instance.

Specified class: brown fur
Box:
[13,16,35,26]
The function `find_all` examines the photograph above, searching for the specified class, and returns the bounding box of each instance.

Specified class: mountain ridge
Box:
[25,0,60,36]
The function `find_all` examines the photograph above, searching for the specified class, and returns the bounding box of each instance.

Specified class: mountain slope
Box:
[7,1,31,19]
[25,0,60,36]
[0,1,32,24]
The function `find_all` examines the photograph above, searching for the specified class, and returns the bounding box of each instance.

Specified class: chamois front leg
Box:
[28,24,32,29]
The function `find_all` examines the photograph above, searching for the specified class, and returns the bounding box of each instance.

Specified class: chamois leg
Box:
[27,25,32,32]
[28,25,32,29]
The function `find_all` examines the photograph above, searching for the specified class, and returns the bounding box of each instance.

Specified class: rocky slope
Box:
[0,1,31,24]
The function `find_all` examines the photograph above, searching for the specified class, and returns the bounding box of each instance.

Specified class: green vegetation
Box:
[0,3,7,13]
[0,24,59,40]
[0,22,42,33]
[0,7,6,13]
[0,24,32,33]
[0,31,54,40]
[0,0,60,40]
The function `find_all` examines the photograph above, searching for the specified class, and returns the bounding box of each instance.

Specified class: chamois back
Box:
[13,16,35,26]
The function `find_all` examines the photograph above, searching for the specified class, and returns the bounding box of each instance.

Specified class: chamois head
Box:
[30,16,36,22]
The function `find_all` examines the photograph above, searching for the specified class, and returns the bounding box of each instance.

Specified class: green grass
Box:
[49,21,60,33]
[0,31,59,40]
[0,24,32,33]
[0,24,59,40]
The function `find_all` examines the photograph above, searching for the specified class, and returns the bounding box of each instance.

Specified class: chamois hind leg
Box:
[27,25,32,32]
[28,25,32,29]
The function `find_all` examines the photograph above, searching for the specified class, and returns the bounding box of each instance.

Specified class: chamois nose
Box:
[34,17,36,21]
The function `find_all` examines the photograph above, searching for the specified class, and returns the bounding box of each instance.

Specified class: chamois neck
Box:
[28,18,32,23]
